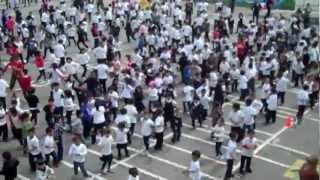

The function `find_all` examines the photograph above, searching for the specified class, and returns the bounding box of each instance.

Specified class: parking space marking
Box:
[126,145,220,180]
[88,149,168,180]
[181,133,290,168]
[255,139,310,157]
[132,133,226,165]
[61,160,107,180]
[233,127,288,173]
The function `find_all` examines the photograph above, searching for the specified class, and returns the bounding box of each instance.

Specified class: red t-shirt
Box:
[236,41,247,58]
[18,75,32,92]
[3,59,24,74]
[299,166,319,180]
[34,55,45,68]
[212,31,221,40]
[5,19,15,31]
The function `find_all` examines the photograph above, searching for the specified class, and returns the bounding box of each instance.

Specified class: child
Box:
[53,114,64,162]
[25,88,40,126]
[239,130,257,175]
[34,51,46,82]
[140,111,154,153]
[211,120,226,158]
[36,160,54,180]
[71,110,83,139]
[172,109,182,143]
[128,167,139,180]
[64,89,75,131]
[0,103,8,141]
[115,122,129,160]
[43,98,54,128]
[183,150,202,180]
[97,128,114,174]
[21,112,33,155]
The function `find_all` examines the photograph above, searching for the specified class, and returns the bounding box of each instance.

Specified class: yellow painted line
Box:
[283,159,304,180]
[284,159,320,180]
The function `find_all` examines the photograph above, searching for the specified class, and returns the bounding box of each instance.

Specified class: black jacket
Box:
[0,158,19,180]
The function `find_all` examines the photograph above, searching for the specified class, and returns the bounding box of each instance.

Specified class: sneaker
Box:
[246,169,252,173]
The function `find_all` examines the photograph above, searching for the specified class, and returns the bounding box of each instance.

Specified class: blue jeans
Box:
[73,161,88,176]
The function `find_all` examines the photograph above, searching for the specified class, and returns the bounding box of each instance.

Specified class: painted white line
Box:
[88,149,168,180]
[61,160,107,180]
[254,127,288,154]
[127,146,219,180]
[232,127,288,173]
[17,174,30,180]
[181,133,291,169]
[225,99,318,122]
[224,121,273,136]
[132,132,226,165]
[254,155,290,168]
[255,139,310,157]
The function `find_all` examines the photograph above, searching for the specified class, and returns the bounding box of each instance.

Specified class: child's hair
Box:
[191,150,201,159]
[128,167,138,177]
[120,108,127,115]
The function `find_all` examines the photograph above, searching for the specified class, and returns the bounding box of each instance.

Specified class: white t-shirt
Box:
[115,128,128,144]
[52,89,64,107]
[297,90,309,106]
[183,85,195,102]
[94,46,107,59]
[54,44,65,58]
[98,136,113,155]
[154,116,164,133]
[239,75,248,89]
[0,79,9,97]
[241,137,257,157]
[141,118,154,136]
[68,143,87,163]
[124,104,138,124]
[43,135,55,155]
[267,94,278,111]
[27,136,41,155]
[241,106,258,125]
[189,160,202,180]
[92,106,106,124]
[228,111,244,127]
[224,140,237,160]
[95,64,109,79]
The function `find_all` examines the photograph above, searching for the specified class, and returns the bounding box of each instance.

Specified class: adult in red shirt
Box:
[6,42,19,57]
[236,37,247,66]
[16,69,33,98]
[5,16,15,36]
[2,56,24,90]
[299,155,319,180]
